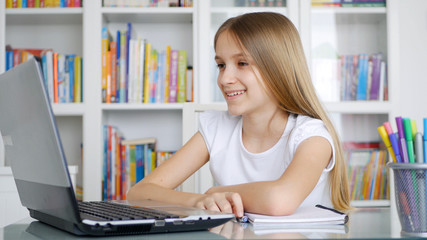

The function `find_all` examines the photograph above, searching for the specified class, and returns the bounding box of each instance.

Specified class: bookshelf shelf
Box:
[351,200,390,208]
[101,103,184,110]
[6,8,83,25]
[102,7,193,23]
[325,102,392,114]
[311,7,386,14]
[210,7,287,14]
[52,103,85,116]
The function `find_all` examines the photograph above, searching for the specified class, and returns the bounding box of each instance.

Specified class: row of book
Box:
[103,0,192,8]
[102,24,193,104]
[234,0,287,7]
[103,125,175,201]
[5,47,83,103]
[345,144,389,201]
[312,53,388,102]
[312,0,386,7]
[6,0,82,8]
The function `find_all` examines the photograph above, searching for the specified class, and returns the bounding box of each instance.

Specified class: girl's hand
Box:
[194,192,244,218]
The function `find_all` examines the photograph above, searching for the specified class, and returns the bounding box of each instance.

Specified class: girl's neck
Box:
[241,107,289,153]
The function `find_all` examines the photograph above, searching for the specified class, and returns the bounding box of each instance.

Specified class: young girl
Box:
[127,12,350,218]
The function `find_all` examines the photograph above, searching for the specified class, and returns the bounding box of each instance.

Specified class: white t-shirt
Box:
[199,111,335,208]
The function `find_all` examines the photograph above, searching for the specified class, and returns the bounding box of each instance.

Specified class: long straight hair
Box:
[214,12,350,211]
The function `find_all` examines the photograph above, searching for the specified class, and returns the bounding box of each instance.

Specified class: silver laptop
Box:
[0,58,233,236]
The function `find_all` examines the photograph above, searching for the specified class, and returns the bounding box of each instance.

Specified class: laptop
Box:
[0,58,234,236]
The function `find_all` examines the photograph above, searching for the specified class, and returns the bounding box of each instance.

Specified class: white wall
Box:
[397,0,427,125]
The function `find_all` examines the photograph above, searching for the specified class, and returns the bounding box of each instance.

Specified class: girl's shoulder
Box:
[294,114,326,128]
[290,114,331,144]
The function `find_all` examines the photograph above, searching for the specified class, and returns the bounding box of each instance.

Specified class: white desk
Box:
[0,208,411,239]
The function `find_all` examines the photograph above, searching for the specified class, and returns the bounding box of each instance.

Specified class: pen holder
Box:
[388,163,427,237]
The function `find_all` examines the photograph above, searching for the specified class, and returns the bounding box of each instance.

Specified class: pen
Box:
[400,191,415,231]
[389,133,402,163]
[377,126,396,163]
[403,118,415,163]
[396,117,409,163]
[415,132,426,231]
[236,215,249,223]
[424,118,427,163]
[411,120,417,139]
[415,133,424,163]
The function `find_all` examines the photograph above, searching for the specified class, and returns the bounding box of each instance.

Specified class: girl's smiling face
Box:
[215,31,277,116]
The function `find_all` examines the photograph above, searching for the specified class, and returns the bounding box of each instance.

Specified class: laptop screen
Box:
[0,58,80,222]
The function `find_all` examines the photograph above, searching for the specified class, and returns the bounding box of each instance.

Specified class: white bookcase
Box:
[0,0,416,232]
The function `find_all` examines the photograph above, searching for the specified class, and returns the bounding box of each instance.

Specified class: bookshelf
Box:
[0,0,404,229]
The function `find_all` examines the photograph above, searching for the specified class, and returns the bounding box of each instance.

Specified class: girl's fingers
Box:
[226,192,244,217]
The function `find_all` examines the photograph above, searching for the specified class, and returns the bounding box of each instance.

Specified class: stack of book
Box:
[5,47,83,104]
[103,125,175,201]
[312,53,387,102]
[234,0,287,7]
[312,0,386,7]
[103,0,193,8]
[101,24,193,104]
[6,0,82,8]
[344,142,389,201]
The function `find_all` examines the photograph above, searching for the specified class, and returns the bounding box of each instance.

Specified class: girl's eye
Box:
[217,63,225,70]
[238,62,248,66]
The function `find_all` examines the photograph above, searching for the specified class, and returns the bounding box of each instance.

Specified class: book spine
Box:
[116,31,121,103]
[53,52,59,103]
[5,51,13,71]
[169,49,178,103]
[110,41,117,103]
[101,27,110,103]
[129,145,136,186]
[74,56,82,103]
[369,53,382,100]
[177,49,187,103]
[120,31,126,103]
[68,54,75,102]
[103,125,108,200]
[120,139,126,200]
[138,38,146,103]
[186,66,193,102]
[57,54,65,103]
[115,133,121,200]
[356,54,368,100]
[125,22,133,103]
[143,42,151,103]
[150,49,158,103]
[6,0,13,8]
[164,45,171,103]
[106,51,112,103]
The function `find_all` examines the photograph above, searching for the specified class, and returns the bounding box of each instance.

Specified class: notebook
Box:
[244,205,348,226]
[0,58,234,236]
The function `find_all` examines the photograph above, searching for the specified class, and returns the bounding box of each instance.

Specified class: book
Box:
[121,137,156,146]
[177,49,187,103]
[245,205,348,226]
[169,49,179,103]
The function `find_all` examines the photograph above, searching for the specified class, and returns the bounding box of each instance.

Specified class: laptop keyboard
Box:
[78,201,181,221]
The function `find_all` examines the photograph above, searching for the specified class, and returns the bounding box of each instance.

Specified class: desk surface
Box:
[0,208,407,239]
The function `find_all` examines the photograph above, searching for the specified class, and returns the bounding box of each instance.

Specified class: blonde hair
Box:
[214,12,350,211]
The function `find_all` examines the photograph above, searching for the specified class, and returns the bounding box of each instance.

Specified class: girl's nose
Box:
[218,67,237,85]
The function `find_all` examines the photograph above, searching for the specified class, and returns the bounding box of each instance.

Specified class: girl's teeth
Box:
[227,91,245,97]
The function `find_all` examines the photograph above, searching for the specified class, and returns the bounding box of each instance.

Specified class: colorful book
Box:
[186,66,193,102]
[110,41,117,103]
[169,49,178,103]
[143,42,151,103]
[74,56,82,103]
[101,27,112,103]
[177,50,187,103]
